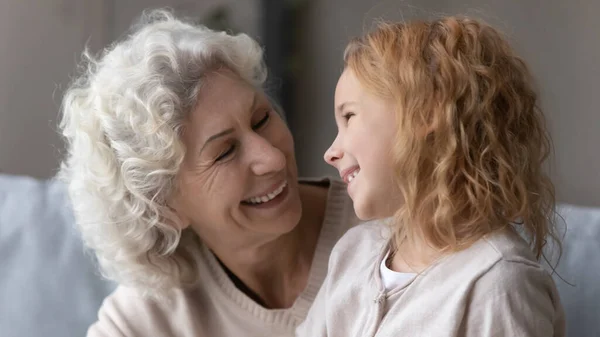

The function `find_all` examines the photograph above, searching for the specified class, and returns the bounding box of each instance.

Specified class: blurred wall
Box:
[110,0,260,41]
[1,0,598,207]
[0,0,107,178]
[0,0,258,178]
[292,0,600,207]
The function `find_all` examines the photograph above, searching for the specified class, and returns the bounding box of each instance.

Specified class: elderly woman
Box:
[59,9,358,337]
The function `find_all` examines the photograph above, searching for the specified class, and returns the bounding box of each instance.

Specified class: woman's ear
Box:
[167,197,191,230]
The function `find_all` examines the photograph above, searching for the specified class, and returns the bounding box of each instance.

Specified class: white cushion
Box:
[553,204,600,336]
[0,173,598,336]
[0,174,115,337]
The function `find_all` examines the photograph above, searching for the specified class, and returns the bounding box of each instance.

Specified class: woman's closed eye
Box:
[252,110,271,130]
[215,141,238,162]
[214,111,271,162]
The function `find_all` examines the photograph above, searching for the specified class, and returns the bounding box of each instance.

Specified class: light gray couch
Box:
[1,174,599,336]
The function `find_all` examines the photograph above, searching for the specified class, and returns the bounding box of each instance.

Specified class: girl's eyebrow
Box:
[336,101,357,112]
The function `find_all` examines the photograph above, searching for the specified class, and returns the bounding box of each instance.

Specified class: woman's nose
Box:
[248,135,286,176]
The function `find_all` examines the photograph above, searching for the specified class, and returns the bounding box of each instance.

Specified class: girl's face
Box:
[324,69,403,220]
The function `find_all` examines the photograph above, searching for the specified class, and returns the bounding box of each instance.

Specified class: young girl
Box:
[297,17,565,336]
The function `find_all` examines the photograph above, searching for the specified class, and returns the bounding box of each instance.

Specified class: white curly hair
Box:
[58,9,267,294]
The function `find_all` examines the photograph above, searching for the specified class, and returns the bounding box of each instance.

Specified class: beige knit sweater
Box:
[297,221,565,337]
[87,179,358,337]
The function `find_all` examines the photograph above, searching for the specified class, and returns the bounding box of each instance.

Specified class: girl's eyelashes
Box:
[342,111,355,122]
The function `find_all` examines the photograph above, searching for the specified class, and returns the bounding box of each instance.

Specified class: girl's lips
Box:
[340,165,360,184]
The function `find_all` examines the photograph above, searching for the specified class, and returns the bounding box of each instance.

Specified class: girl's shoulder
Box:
[425,228,556,293]
[328,220,391,272]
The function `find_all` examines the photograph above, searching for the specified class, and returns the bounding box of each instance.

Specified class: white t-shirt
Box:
[379,250,416,291]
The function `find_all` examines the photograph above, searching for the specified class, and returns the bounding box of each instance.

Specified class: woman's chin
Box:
[266,191,303,235]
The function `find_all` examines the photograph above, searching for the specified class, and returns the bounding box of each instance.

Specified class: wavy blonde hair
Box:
[344,17,559,259]
[58,9,267,294]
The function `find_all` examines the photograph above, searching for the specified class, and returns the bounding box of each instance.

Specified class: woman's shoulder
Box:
[87,286,176,336]
[300,176,390,255]
[300,176,361,234]
[87,285,206,337]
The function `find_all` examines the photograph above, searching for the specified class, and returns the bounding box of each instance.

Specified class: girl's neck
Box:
[388,237,443,274]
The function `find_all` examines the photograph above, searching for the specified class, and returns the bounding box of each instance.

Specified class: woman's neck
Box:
[211,183,327,308]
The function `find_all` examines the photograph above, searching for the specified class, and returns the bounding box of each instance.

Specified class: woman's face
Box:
[172,68,302,248]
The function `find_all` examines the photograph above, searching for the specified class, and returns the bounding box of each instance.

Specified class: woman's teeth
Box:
[348,169,360,183]
[245,181,287,204]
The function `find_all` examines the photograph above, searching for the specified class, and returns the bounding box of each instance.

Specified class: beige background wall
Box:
[0,0,258,178]
[1,0,598,207]
[291,0,600,207]
[0,0,106,178]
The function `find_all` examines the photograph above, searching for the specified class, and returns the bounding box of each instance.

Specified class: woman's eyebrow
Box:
[198,128,235,156]
[198,92,259,155]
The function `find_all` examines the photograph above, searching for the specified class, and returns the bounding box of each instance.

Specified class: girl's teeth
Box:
[348,169,360,183]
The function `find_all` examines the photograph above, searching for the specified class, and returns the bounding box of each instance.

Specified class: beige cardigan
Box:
[297,221,565,337]
[87,179,359,337]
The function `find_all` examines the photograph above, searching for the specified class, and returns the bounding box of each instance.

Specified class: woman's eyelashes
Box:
[215,142,237,162]
[252,110,270,130]
[214,110,271,162]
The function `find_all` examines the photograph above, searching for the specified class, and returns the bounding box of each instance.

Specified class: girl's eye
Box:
[252,111,270,130]
[342,112,355,122]
[215,144,236,162]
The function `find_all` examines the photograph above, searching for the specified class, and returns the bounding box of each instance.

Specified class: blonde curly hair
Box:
[344,17,559,259]
[58,9,267,294]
